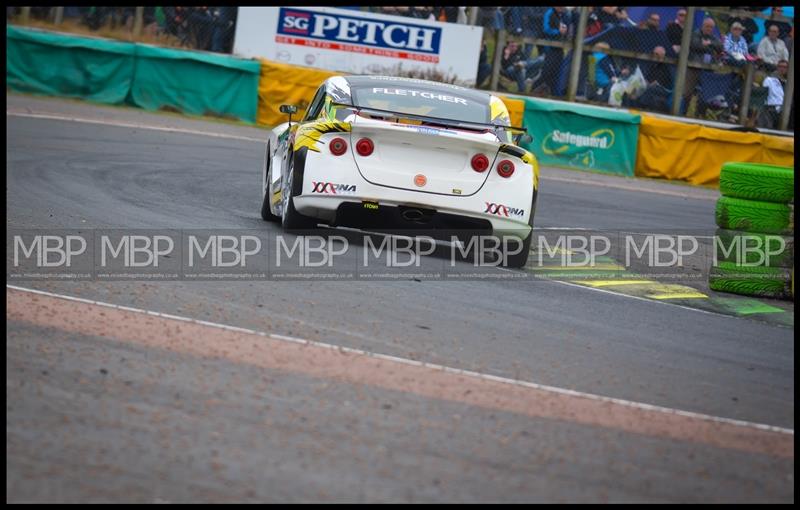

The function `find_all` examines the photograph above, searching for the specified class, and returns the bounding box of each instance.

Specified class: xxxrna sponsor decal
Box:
[484,202,524,218]
[277,8,441,63]
[311,182,357,195]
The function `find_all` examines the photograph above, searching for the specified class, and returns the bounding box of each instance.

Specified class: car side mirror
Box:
[516,133,533,145]
[280,104,298,126]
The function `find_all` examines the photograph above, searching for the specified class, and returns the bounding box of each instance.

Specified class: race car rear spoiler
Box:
[330,102,528,136]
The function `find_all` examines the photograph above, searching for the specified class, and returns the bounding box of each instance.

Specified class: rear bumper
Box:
[294,194,532,239]
[294,144,535,239]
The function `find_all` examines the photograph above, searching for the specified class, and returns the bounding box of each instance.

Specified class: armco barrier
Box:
[635,115,794,186]
[6,25,260,123]
[515,96,641,177]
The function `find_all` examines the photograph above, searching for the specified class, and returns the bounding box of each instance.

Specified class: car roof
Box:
[341,75,494,105]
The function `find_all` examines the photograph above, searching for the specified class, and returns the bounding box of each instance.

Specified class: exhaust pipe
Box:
[401,208,425,222]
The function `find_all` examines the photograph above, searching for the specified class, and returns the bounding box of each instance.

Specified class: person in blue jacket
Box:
[530,6,571,96]
[590,42,620,102]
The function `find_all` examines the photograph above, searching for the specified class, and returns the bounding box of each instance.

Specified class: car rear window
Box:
[351,86,490,124]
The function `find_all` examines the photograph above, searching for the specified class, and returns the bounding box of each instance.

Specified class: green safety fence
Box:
[6,25,260,123]
[515,96,642,177]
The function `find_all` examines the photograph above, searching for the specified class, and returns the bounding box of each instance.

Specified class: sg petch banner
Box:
[233,7,483,86]
[519,98,641,177]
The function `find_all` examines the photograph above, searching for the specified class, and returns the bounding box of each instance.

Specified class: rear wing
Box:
[330,102,528,137]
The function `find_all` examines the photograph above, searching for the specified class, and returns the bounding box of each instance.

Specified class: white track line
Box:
[7,110,265,143]
[6,283,793,436]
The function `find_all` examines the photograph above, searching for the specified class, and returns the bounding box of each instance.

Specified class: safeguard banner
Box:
[234,7,483,86]
[518,97,641,177]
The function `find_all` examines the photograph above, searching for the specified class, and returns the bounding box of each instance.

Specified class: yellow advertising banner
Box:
[635,115,794,185]
[257,59,339,127]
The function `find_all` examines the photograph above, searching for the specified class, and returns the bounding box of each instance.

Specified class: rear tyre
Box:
[281,148,318,232]
[719,162,794,203]
[501,189,537,268]
[261,144,281,222]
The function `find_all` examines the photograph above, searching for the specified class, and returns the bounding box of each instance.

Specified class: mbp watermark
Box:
[8,230,93,279]
[13,234,87,267]
[7,228,791,281]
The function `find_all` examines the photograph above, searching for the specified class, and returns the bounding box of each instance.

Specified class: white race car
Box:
[261,75,540,267]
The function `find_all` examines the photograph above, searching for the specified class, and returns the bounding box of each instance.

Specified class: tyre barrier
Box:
[714,229,794,268]
[709,262,793,300]
[715,196,793,235]
[719,162,794,203]
[711,162,794,300]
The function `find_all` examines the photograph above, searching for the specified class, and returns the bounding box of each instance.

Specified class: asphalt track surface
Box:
[6,94,795,502]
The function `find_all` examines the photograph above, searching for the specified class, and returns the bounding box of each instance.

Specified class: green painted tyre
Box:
[714,229,794,268]
[709,261,792,299]
[715,196,793,235]
[719,162,794,203]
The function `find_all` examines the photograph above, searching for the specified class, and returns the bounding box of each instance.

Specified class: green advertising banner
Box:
[7,25,260,123]
[516,97,641,176]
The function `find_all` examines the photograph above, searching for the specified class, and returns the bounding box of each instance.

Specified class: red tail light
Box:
[329,137,348,156]
[356,138,374,157]
[471,154,490,172]
[497,159,515,178]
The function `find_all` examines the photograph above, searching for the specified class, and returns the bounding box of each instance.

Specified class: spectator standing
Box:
[509,7,548,57]
[765,7,792,41]
[645,46,674,89]
[758,24,790,71]
[531,6,569,96]
[380,7,411,17]
[409,7,435,21]
[690,17,724,64]
[759,59,789,129]
[681,18,723,115]
[724,22,754,67]
[666,8,687,54]
[593,7,616,29]
[476,40,492,87]
[727,13,758,47]
[163,6,190,43]
[589,42,620,102]
[624,46,675,113]
[433,6,459,23]
[210,7,236,53]
[187,6,214,50]
[638,13,661,31]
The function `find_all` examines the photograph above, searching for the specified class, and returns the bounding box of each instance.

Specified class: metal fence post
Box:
[469,6,479,26]
[671,6,696,116]
[53,7,64,25]
[779,41,794,131]
[133,7,144,37]
[566,7,589,102]
[20,7,30,23]
[490,28,507,92]
[739,62,754,126]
